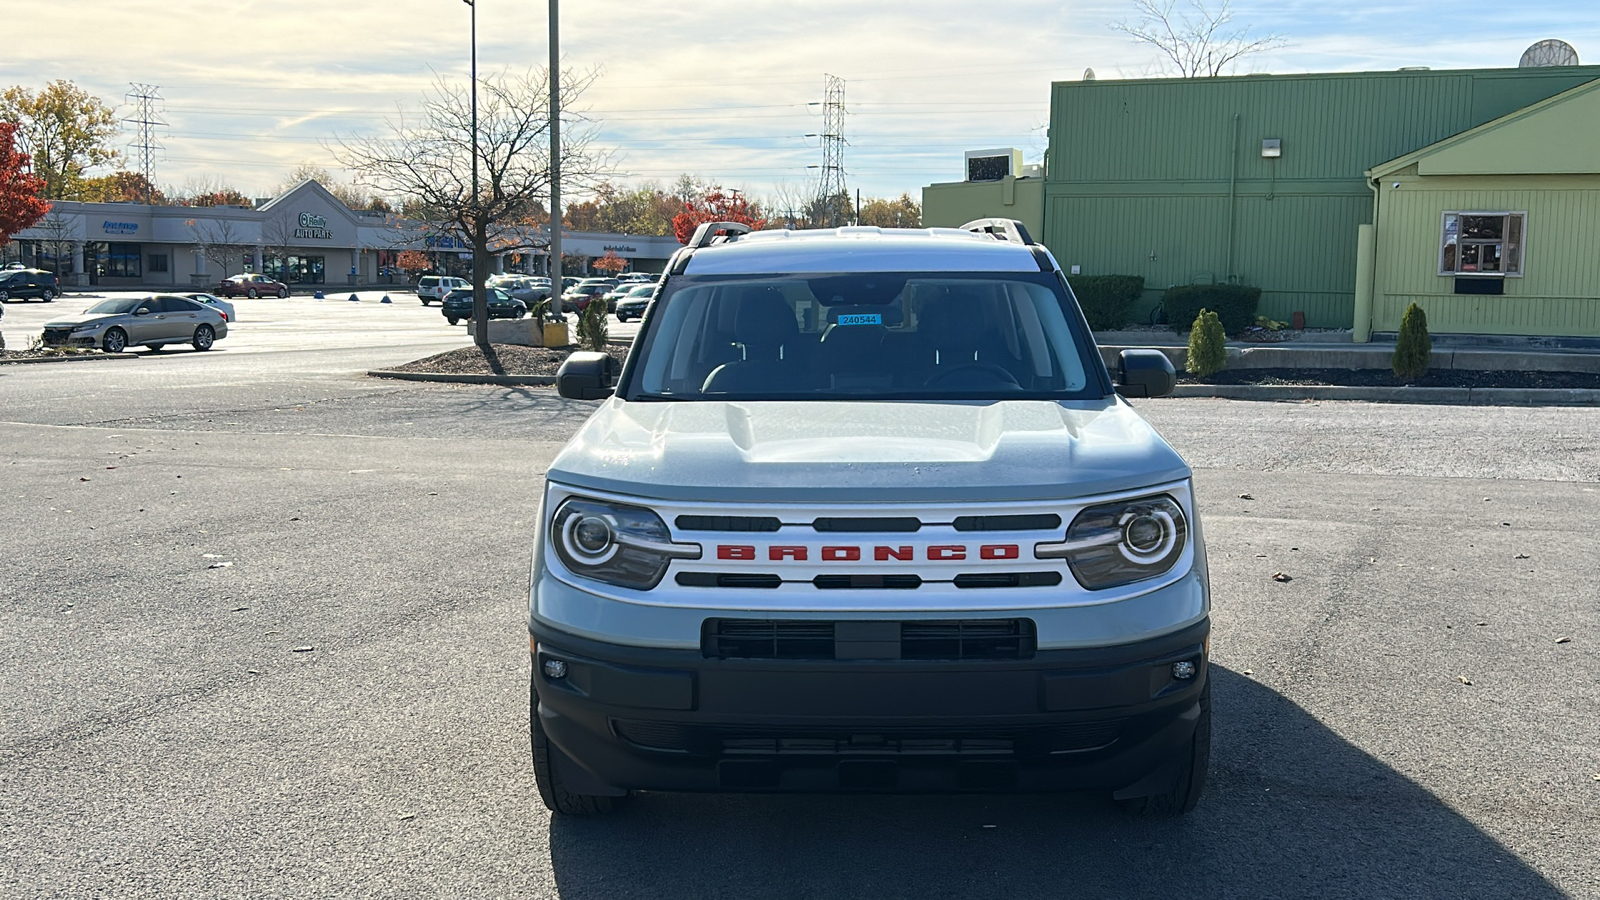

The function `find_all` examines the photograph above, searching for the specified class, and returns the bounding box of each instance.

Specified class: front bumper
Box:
[532,618,1207,794]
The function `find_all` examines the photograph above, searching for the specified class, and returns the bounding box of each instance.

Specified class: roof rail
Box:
[959,218,1037,246]
[688,221,754,249]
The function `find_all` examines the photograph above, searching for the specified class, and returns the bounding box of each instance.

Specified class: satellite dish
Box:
[1520,39,1580,67]
[1083,68,1096,81]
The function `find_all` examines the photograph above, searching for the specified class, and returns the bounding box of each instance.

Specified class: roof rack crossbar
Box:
[959,218,1037,246]
[688,221,754,249]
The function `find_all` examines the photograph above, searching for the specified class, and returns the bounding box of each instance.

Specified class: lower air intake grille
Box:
[703,618,1036,660]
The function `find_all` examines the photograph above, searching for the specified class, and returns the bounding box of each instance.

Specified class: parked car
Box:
[440,287,527,325]
[613,284,656,322]
[417,275,469,306]
[599,283,637,311]
[496,276,552,304]
[184,292,237,323]
[216,273,289,299]
[561,282,611,313]
[42,294,229,353]
[531,220,1202,816]
[0,268,60,302]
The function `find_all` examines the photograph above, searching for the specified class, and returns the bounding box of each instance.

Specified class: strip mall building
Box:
[0,180,684,288]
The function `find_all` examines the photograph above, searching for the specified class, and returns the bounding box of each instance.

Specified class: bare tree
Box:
[260,211,299,282]
[187,217,252,282]
[33,212,77,278]
[1113,0,1285,77]
[337,67,611,349]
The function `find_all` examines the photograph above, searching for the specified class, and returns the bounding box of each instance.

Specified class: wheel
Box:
[41,289,54,302]
[146,344,165,353]
[531,684,626,815]
[0,290,8,302]
[102,327,128,353]
[1119,679,1210,816]
[192,324,215,351]
[446,317,459,326]
[277,288,289,298]
[246,288,258,299]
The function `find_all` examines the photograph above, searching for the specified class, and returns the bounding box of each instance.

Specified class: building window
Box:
[265,254,326,284]
[148,254,169,273]
[1440,212,1524,276]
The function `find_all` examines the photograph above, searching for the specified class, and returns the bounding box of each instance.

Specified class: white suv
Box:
[415,275,467,306]
[530,221,1206,816]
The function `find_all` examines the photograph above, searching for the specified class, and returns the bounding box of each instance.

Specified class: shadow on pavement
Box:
[547,666,1558,899]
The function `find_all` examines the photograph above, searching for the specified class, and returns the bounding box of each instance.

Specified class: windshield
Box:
[85,298,143,314]
[623,272,1103,401]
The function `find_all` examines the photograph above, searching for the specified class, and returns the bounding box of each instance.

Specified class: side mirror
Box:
[133,308,151,317]
[1115,348,1176,398]
[557,351,619,400]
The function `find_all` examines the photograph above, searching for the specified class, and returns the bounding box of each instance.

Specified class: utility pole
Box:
[464,0,488,347]
[548,0,563,316]
[817,74,847,228]
[124,84,164,205]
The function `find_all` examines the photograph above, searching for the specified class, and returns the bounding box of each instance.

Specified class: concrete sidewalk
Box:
[1096,331,1600,375]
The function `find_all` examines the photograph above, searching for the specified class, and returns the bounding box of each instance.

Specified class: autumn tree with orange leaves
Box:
[671,188,766,244]
[0,121,49,249]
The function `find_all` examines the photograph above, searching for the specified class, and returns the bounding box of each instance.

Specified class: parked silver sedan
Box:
[42,294,230,353]
[184,291,238,323]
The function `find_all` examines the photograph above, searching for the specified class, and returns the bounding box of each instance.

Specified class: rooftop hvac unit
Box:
[966,148,1024,182]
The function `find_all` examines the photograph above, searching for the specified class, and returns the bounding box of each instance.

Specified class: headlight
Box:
[549,497,700,590]
[72,323,102,332]
[1036,494,1188,590]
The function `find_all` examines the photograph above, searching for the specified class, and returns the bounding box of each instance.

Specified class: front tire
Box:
[192,324,215,351]
[1119,679,1210,816]
[278,288,289,298]
[103,327,128,353]
[531,686,626,816]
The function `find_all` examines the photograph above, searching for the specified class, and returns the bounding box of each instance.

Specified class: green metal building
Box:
[924,66,1600,337]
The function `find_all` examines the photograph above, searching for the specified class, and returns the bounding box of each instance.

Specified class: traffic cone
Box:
[313,290,325,299]
[348,293,360,302]
[380,294,392,304]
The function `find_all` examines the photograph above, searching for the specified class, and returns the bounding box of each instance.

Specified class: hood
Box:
[548,399,1190,503]
[43,313,119,328]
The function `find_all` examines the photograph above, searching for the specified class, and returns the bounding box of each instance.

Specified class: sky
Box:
[5,0,1599,207]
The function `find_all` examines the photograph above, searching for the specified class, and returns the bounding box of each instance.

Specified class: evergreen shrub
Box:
[1066,275,1145,331]
[1162,284,1262,334]
[577,297,609,352]
[1392,302,1431,383]
[1186,309,1228,378]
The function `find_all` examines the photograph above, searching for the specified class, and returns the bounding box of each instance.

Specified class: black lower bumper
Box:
[531,618,1208,794]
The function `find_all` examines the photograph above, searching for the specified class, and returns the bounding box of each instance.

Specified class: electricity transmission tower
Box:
[124,84,166,204]
[817,74,847,227]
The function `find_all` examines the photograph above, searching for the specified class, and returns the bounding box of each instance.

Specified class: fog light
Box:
[543,659,568,680]
[1171,660,1197,680]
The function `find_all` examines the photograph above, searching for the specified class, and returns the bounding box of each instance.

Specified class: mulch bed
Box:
[1181,368,1600,389]
[387,343,630,377]
[0,348,105,363]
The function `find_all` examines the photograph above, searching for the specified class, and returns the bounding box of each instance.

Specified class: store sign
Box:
[603,244,637,253]
[425,235,467,249]
[103,221,139,235]
[295,211,333,240]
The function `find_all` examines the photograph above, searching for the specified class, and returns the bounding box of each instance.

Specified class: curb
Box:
[0,352,139,366]
[367,369,557,386]
[1164,384,1600,406]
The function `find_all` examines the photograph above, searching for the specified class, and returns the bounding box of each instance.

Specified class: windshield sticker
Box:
[837,313,883,326]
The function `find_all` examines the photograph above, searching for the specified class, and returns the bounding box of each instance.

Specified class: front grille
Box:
[812,516,922,533]
[953,513,1063,532]
[675,515,782,532]
[611,719,1124,757]
[901,619,1037,661]
[41,328,75,344]
[952,572,1063,589]
[813,574,922,590]
[676,572,782,589]
[703,618,1036,661]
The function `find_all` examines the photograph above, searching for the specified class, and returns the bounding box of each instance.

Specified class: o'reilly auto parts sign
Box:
[295,212,333,240]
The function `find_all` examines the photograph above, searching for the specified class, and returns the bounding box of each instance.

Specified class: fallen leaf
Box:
[1243,669,1254,675]
[232,606,249,612]
[399,813,417,821]
[1272,572,1292,582]
[1514,553,1530,559]
[292,645,314,653]
[78,477,90,482]
[207,561,233,569]
[105,466,116,470]
[1458,675,1473,685]
[1555,637,1572,644]
[1238,493,1254,500]
[1476,621,1488,627]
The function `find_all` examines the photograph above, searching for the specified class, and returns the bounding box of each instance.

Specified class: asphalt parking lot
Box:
[1,313,1597,898]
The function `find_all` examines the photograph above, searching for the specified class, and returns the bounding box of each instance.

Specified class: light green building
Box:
[924,66,1600,338]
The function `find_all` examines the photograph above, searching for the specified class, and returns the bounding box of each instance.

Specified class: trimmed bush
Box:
[1186,309,1227,378]
[1066,275,1145,331]
[576,297,609,351]
[1392,302,1431,383]
[1162,283,1262,334]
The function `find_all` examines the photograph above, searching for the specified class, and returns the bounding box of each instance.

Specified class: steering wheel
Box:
[926,363,1022,388]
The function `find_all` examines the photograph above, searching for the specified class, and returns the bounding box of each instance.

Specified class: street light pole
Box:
[464,0,487,346]
[548,0,563,317]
